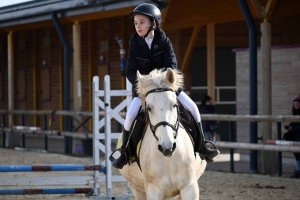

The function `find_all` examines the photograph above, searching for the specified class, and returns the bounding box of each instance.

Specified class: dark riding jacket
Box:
[126,28,177,97]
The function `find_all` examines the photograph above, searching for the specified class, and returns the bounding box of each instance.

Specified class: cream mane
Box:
[136,68,184,108]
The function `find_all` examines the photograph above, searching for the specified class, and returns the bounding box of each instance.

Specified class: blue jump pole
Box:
[0,164,102,172]
[0,188,93,195]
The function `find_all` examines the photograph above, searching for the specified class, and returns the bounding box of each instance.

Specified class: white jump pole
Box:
[92,75,133,199]
[104,75,112,197]
[92,76,101,196]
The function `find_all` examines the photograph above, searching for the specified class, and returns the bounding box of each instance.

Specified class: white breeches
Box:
[123,92,201,131]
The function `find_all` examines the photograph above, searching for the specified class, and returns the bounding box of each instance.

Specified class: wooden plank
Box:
[160,2,170,29]
[250,0,277,19]
[180,26,200,74]
[40,68,50,101]
[250,0,266,19]
[88,21,95,130]
[73,22,82,111]
[8,31,14,137]
[207,24,215,102]
[265,0,277,19]
[33,30,40,126]
[17,70,26,101]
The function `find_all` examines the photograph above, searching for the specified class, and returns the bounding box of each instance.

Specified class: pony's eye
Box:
[173,104,178,108]
[147,106,152,112]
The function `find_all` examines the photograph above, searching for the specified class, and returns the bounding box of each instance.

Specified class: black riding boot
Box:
[111,130,130,169]
[198,122,220,162]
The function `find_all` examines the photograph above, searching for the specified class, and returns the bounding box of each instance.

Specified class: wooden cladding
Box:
[17,70,26,101]
[40,68,50,101]
[97,64,108,89]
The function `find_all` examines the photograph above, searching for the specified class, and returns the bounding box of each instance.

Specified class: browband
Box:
[145,87,174,97]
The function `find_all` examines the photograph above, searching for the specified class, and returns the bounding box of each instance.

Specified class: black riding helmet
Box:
[130,3,162,37]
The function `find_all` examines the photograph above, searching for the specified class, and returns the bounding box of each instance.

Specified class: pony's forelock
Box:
[137,69,184,109]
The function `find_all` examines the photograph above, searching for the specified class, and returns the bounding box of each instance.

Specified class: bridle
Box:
[144,87,180,142]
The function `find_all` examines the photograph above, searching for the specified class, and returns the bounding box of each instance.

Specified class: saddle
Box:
[126,102,203,164]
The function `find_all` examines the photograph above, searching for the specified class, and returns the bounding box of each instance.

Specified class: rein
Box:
[145,87,180,141]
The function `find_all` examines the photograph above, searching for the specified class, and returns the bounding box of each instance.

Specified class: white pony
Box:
[119,68,207,200]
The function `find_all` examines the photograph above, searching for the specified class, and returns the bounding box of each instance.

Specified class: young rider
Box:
[111,3,219,169]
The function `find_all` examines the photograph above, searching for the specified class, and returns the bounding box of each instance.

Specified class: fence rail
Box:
[215,141,300,152]
[0,110,126,117]
[0,128,92,139]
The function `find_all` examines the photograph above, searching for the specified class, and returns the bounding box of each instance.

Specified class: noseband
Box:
[145,88,180,141]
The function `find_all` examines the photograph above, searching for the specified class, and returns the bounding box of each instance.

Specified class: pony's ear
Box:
[166,68,175,84]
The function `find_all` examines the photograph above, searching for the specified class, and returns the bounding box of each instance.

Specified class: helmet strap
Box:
[144,20,155,38]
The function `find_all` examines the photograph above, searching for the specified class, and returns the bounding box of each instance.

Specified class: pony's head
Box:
[137,68,184,156]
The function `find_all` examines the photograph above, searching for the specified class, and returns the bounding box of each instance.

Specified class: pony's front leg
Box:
[146,185,164,200]
[130,185,147,200]
[179,181,199,200]
[168,196,182,200]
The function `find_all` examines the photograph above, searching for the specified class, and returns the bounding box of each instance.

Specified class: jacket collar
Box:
[138,35,152,58]
[137,28,166,57]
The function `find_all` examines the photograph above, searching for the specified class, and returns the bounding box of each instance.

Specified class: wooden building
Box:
[0,0,300,150]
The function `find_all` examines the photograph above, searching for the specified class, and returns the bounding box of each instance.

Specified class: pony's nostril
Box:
[158,144,176,157]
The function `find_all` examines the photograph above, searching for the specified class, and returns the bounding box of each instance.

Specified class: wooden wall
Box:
[0,14,300,130]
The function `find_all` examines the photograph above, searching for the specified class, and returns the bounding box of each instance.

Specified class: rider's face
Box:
[134,14,151,37]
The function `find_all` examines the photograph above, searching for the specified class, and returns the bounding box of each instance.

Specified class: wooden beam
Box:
[207,24,215,103]
[180,26,200,74]
[88,21,95,130]
[160,2,170,29]
[33,30,40,127]
[250,0,266,19]
[73,21,82,111]
[250,0,277,19]
[264,0,277,19]
[7,31,14,147]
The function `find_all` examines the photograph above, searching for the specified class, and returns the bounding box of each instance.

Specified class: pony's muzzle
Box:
[158,142,176,157]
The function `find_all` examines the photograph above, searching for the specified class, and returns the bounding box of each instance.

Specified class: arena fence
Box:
[1,75,300,197]
[0,75,134,199]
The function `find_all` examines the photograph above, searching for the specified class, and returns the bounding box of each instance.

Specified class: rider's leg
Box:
[112,97,141,169]
[177,91,219,161]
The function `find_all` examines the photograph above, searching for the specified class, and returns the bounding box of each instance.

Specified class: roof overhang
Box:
[0,0,163,32]
[162,0,300,31]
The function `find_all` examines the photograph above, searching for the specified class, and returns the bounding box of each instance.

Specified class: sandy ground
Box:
[0,148,300,200]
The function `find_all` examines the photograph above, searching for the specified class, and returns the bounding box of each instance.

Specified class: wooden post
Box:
[260,19,277,174]
[7,31,14,147]
[33,30,40,127]
[207,24,215,102]
[181,26,200,74]
[88,21,95,130]
[73,21,82,111]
